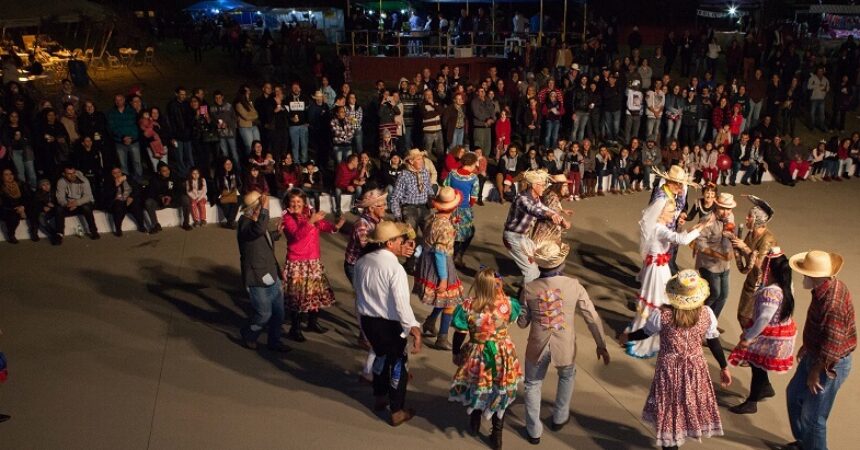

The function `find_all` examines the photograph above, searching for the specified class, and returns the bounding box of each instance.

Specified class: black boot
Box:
[469,410,482,435]
[491,414,505,450]
[306,311,328,333]
[288,312,306,342]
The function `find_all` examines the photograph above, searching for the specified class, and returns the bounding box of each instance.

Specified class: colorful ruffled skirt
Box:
[449,336,522,419]
[282,259,335,312]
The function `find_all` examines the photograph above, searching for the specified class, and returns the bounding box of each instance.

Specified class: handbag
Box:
[220,190,238,204]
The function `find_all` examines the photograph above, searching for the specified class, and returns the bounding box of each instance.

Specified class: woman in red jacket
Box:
[441,145,465,182]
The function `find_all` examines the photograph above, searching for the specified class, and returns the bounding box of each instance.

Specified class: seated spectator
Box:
[495,145,523,203]
[276,153,301,193]
[73,136,104,205]
[333,154,364,217]
[32,178,61,244]
[104,167,148,236]
[764,136,794,186]
[0,168,36,243]
[145,162,192,232]
[357,152,378,191]
[380,154,403,196]
[215,158,242,229]
[524,146,544,171]
[595,146,613,195]
[55,163,100,242]
[784,136,811,181]
[186,167,208,227]
[244,166,270,195]
[473,147,488,205]
[441,146,464,181]
[378,129,396,161]
[299,160,323,212]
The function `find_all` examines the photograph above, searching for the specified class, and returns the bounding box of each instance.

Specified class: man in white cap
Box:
[785,250,855,450]
[237,191,290,352]
[502,169,569,284]
[693,192,737,318]
[354,221,421,426]
[518,238,610,444]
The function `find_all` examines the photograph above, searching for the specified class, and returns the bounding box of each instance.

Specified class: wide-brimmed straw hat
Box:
[404,148,425,162]
[522,169,550,186]
[666,269,710,310]
[432,186,461,212]
[241,191,262,211]
[358,189,388,209]
[368,220,411,243]
[789,250,844,278]
[653,165,698,187]
[533,240,570,269]
[714,192,737,209]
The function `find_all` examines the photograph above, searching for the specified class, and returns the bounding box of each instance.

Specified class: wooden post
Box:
[582,0,587,43]
[538,0,543,47]
[563,0,567,41]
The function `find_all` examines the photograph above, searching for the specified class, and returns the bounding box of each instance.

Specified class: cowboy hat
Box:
[358,189,388,209]
[666,269,710,310]
[714,192,737,209]
[653,165,698,187]
[312,90,324,99]
[549,174,569,184]
[241,191,262,211]
[746,195,774,221]
[404,148,425,162]
[522,169,550,186]
[432,186,462,212]
[789,250,844,278]
[368,220,411,243]
[533,240,570,269]
[570,63,581,71]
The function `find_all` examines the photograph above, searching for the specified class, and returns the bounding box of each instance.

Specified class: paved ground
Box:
[1,178,858,450]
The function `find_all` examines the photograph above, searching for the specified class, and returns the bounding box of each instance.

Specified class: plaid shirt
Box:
[503,191,554,234]
[330,117,355,145]
[345,213,379,265]
[803,279,857,370]
[390,168,432,218]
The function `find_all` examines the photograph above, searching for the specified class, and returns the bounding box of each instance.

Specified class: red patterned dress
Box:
[449,291,523,419]
[281,208,337,312]
[642,307,723,447]
[728,285,796,372]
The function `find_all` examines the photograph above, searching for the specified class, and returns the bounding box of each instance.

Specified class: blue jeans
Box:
[237,126,260,158]
[116,141,143,179]
[289,125,309,163]
[544,119,560,149]
[787,354,852,450]
[740,162,759,184]
[352,127,363,153]
[503,230,539,283]
[602,110,621,141]
[699,267,730,318]
[334,144,352,163]
[174,140,194,176]
[810,100,826,131]
[11,150,37,187]
[219,137,241,170]
[747,100,763,130]
[241,280,285,348]
[524,348,576,438]
[450,127,464,149]
[571,112,588,142]
[697,119,709,143]
[665,119,681,141]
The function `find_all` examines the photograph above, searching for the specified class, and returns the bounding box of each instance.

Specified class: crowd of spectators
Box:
[2,22,860,245]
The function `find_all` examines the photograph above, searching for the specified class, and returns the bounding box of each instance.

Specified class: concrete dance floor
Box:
[1,179,858,449]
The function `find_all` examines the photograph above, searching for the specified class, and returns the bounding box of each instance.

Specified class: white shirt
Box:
[354,249,419,337]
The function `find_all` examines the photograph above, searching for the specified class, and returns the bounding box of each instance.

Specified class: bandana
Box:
[750,206,770,227]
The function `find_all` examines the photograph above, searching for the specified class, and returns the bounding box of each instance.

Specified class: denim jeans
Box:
[699,267,730,318]
[747,100,763,130]
[289,125,309,163]
[11,150,37,187]
[473,128,491,154]
[116,141,143,179]
[450,127,465,149]
[424,131,444,162]
[237,126,260,158]
[333,186,361,215]
[786,354,852,450]
[740,162,758,184]
[219,136,241,170]
[665,119,681,141]
[241,280,285,348]
[352,127,364,153]
[623,113,641,143]
[544,119,560,149]
[697,119,709,143]
[524,348,576,439]
[602,110,621,141]
[571,112,589,142]
[646,117,661,143]
[334,144,352,163]
[503,230,539,283]
[810,100,826,131]
[174,140,195,176]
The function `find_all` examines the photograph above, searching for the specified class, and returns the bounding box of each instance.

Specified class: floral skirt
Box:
[450,207,475,242]
[413,250,464,308]
[282,259,335,312]
[449,338,522,419]
[729,320,797,373]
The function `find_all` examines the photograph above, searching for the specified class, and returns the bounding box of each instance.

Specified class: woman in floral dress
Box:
[622,270,732,450]
[444,152,479,268]
[281,189,345,342]
[727,250,796,415]
[450,268,522,449]
[416,187,465,350]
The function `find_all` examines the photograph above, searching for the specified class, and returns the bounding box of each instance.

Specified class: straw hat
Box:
[789,250,844,278]
[714,192,737,209]
[549,174,569,184]
[404,148,425,162]
[522,169,550,186]
[241,191,262,211]
[312,90,324,100]
[432,186,462,212]
[666,269,710,310]
[533,240,570,269]
[358,189,388,209]
[570,63,580,71]
[368,221,411,243]
[653,165,698,186]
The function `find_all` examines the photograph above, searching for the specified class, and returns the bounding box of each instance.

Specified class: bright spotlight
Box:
[727,6,737,17]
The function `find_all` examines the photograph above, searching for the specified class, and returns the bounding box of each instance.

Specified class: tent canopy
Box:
[184,0,257,13]
[0,0,109,28]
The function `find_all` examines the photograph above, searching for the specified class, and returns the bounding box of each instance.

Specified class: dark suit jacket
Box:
[237,208,281,288]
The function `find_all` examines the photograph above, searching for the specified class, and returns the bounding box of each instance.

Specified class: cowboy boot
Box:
[434,333,452,350]
[491,414,505,449]
[469,410,482,435]
[422,315,437,337]
[288,312,306,342]
[306,311,328,333]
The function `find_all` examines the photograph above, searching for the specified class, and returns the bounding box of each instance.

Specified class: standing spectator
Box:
[601,75,623,142]
[664,84,684,143]
[237,191,289,352]
[107,94,143,180]
[35,108,72,181]
[807,67,830,133]
[830,75,854,132]
[287,82,310,163]
[145,162,192,232]
[542,91,564,149]
[167,87,194,176]
[345,93,364,154]
[210,91,240,167]
[104,167,147,236]
[625,80,644,144]
[746,69,767,131]
[421,90,444,162]
[786,250,855,450]
[330,106,355,164]
[662,31,678,75]
[55,163,99,241]
[74,135,104,203]
[471,87,495,154]
[442,92,467,150]
[234,85,260,159]
[706,37,721,76]
[645,81,666,144]
[781,76,802,137]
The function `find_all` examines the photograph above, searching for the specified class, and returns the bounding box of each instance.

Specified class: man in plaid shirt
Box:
[390,149,433,233]
[502,170,569,284]
[786,250,856,450]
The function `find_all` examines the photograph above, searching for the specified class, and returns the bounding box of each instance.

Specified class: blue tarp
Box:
[184,0,257,13]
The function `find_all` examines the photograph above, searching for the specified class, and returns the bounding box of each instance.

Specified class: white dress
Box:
[627,219,701,358]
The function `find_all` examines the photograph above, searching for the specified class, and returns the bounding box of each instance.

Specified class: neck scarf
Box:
[1,180,21,200]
